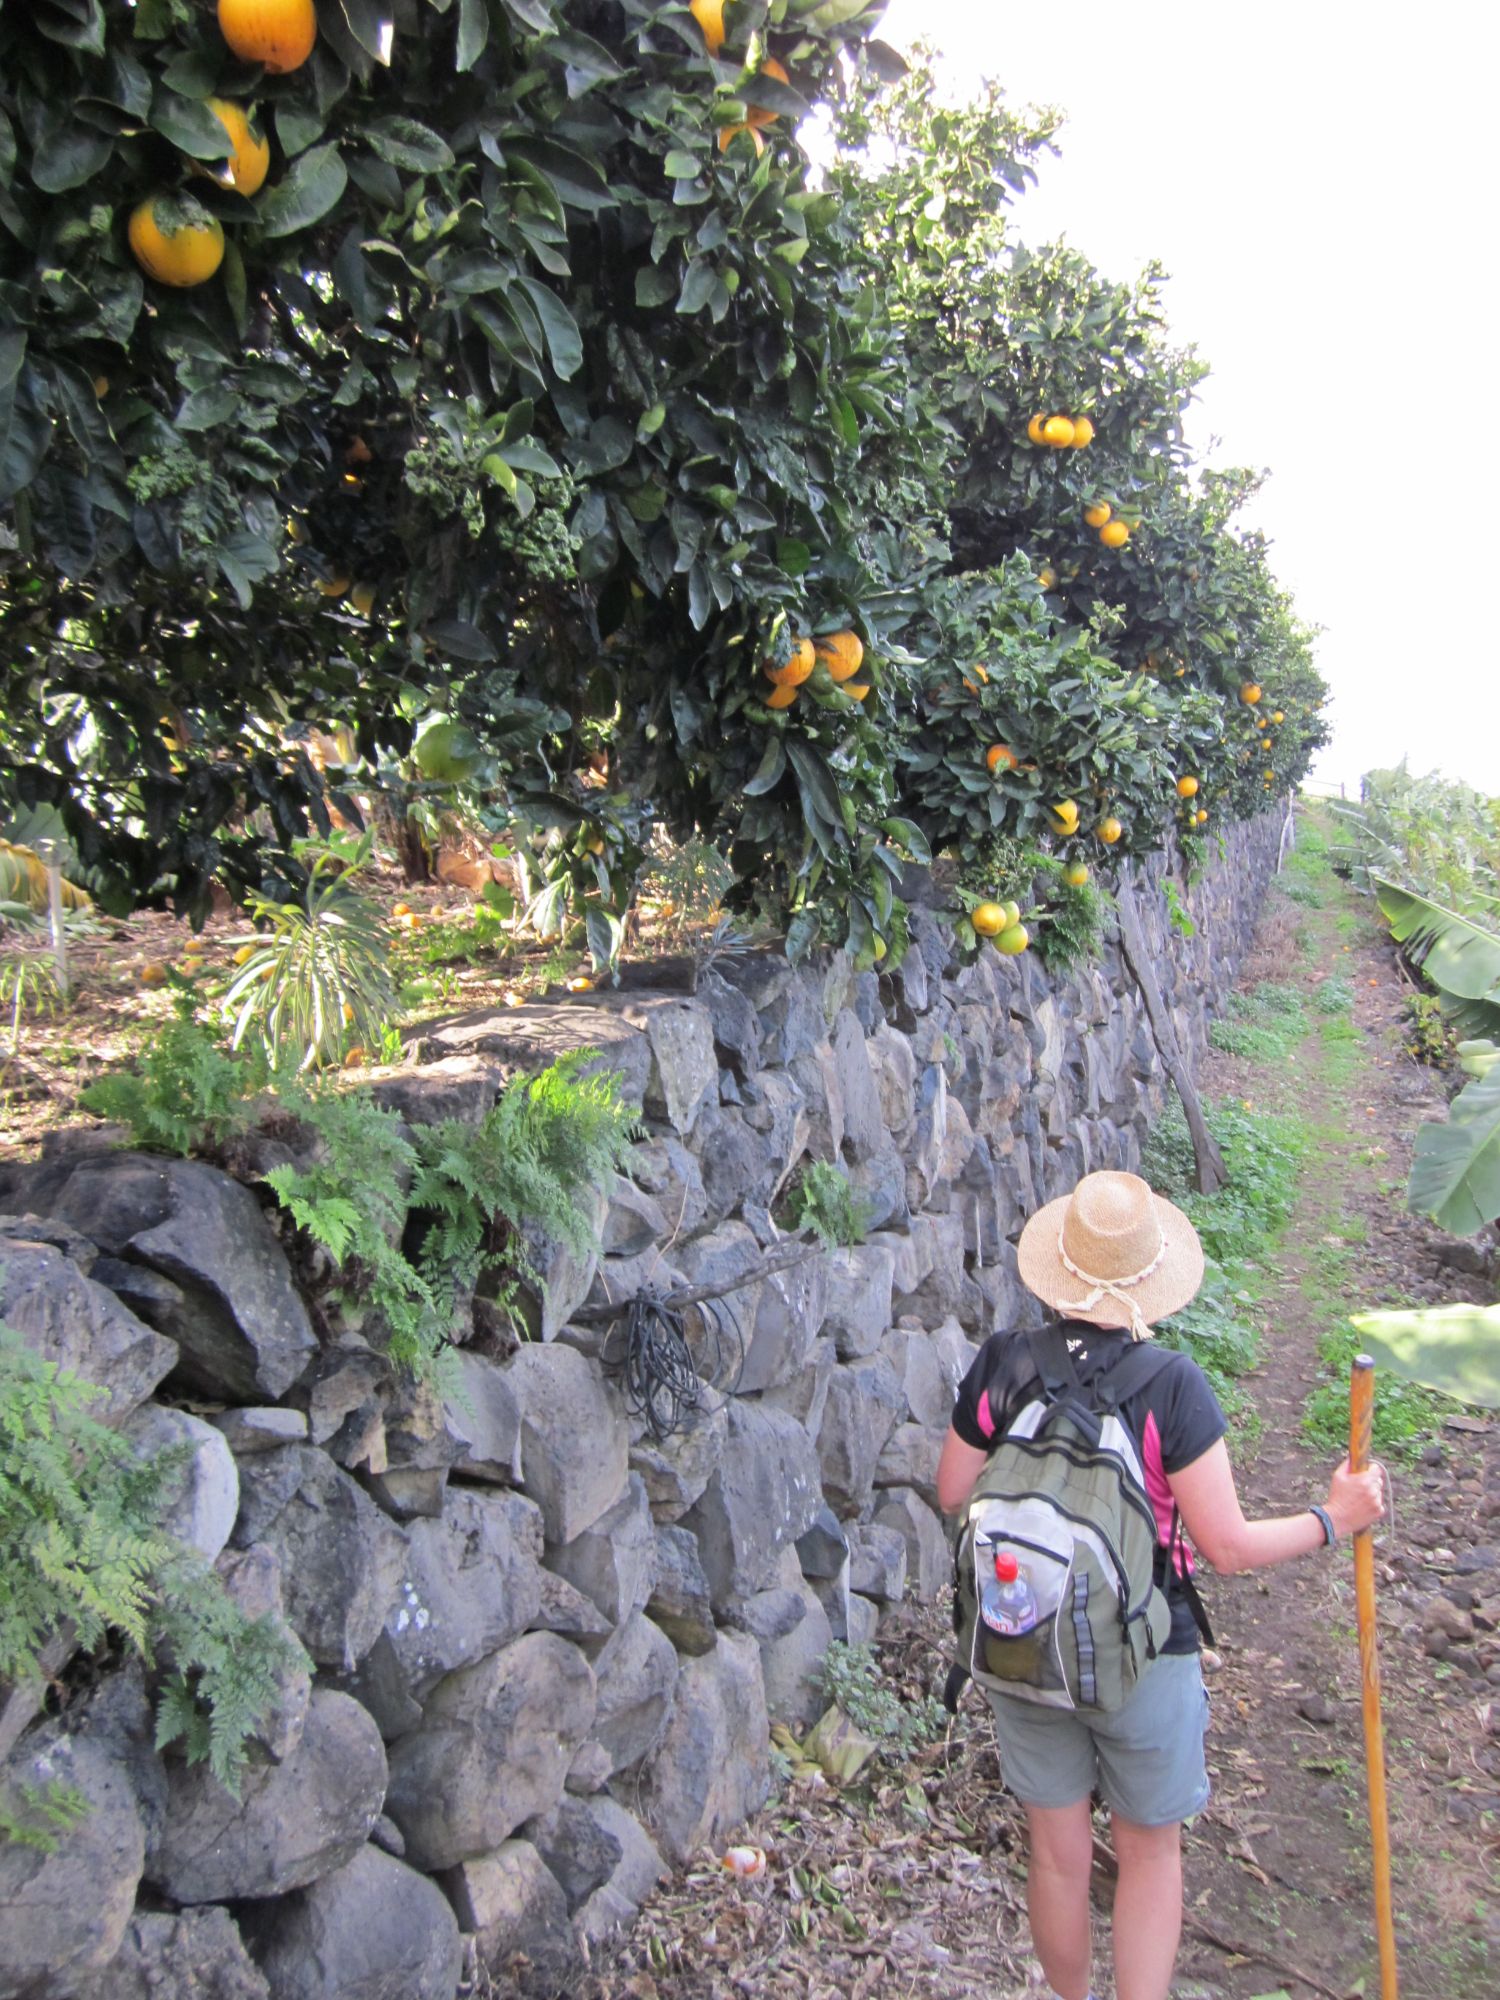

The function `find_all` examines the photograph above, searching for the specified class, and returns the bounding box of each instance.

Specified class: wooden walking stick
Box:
[1350,1355,1398,2000]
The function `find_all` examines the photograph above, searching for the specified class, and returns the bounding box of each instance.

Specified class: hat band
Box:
[1055,1225,1167,1342]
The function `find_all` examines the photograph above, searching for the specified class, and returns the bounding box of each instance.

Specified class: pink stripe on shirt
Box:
[1142,1410,1195,1576]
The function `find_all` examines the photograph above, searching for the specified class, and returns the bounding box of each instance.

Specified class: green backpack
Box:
[947,1325,1204,1716]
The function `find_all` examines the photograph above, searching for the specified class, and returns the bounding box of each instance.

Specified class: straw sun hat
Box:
[1016,1170,1205,1341]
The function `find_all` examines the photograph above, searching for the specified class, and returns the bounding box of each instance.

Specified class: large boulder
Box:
[592,1610,679,1775]
[385,1487,545,1698]
[756,1552,834,1728]
[829,1009,886,1161]
[416,1003,652,1114]
[874,1422,943,1512]
[628,1381,728,1522]
[442,1839,577,1984]
[520,1798,621,1914]
[149,1690,387,1906]
[232,1446,407,1671]
[738,1239,827,1394]
[0,1232,176,1424]
[0,1694,154,2000]
[680,1400,823,1608]
[440,1349,520,1483]
[123,1403,239,1561]
[880,1325,957,1430]
[646,1524,717,1657]
[816,1355,904,1515]
[74,1910,269,2000]
[0,1155,316,1399]
[631,1630,770,1865]
[384,1633,596,1871]
[821,1243,895,1361]
[245,1843,461,2000]
[506,1342,629,1544]
[571,1797,667,1947]
[545,1472,655,1629]
[872,1486,953,1602]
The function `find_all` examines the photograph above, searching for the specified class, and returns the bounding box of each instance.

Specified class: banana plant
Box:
[1350,1303,1500,1411]
[1373,875,1500,1040]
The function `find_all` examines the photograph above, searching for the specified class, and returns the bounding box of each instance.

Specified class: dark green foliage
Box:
[0,1328,306,1792]
[812,1641,948,1766]
[0,0,1327,965]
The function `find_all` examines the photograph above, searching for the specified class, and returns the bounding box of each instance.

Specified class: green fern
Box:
[79,993,265,1156]
[0,1780,89,1855]
[0,1328,306,1796]
[789,1160,871,1249]
[265,1052,638,1375]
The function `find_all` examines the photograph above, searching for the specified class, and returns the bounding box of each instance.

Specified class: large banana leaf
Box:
[1407,1062,1500,1234]
[1349,1304,1500,1410]
[1373,875,1500,1039]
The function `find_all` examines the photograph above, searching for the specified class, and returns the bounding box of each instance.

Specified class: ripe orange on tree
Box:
[1176,775,1199,798]
[816,631,863,681]
[765,683,799,709]
[1261,736,1273,749]
[1196,808,1209,824]
[746,57,789,129]
[1042,415,1076,448]
[1097,816,1123,844]
[195,99,271,196]
[217,0,318,72]
[1099,520,1130,550]
[766,640,815,689]
[717,123,764,155]
[1272,710,1285,724]
[128,196,225,287]
[986,743,1018,774]
[1027,413,1048,445]
[972,902,1006,937]
[1083,501,1112,529]
[690,0,728,54]
[1047,799,1080,836]
[843,682,871,701]
[1064,862,1089,888]
[1069,417,1095,448]
[1038,567,1057,590]
[1240,682,1262,705]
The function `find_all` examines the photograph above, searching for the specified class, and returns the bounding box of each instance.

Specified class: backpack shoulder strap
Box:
[1093,1341,1179,1410]
[1026,1323,1107,1448]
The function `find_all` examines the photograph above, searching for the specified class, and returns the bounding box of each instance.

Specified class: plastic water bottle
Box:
[980,1548,1038,1639]
[979,1548,1042,1682]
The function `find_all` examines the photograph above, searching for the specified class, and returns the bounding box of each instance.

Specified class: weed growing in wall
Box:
[788,1161,873,1250]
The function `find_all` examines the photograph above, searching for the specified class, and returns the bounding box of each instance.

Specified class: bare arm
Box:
[1169,1437,1387,1574]
[936,1424,990,1515]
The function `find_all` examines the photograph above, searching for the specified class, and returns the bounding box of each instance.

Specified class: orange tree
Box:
[0,2,1326,960]
[831,62,1328,873]
[0,0,915,939]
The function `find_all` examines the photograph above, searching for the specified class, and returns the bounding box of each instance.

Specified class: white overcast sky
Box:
[875,0,1498,800]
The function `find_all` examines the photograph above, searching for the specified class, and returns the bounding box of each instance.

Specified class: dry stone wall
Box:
[0,814,1283,2000]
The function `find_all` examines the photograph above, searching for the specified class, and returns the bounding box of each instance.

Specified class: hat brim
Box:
[1015,1189,1205,1333]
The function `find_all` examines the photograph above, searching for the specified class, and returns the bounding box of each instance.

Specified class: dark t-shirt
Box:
[951,1321,1228,1654]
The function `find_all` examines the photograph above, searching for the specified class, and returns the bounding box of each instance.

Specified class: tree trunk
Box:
[1116,878,1227,1195]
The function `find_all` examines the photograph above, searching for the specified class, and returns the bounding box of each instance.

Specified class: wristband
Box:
[1308,1504,1337,1547]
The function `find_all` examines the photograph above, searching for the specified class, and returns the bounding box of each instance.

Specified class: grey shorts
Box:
[985,1649,1211,1827]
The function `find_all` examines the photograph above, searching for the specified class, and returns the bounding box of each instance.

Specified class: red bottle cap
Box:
[993,1550,1019,1582]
